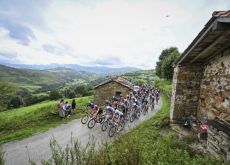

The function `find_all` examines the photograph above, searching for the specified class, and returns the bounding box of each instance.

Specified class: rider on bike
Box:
[113,109,124,125]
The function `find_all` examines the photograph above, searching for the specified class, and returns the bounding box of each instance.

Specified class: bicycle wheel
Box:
[136,112,140,119]
[99,114,105,123]
[143,108,146,115]
[130,113,134,122]
[101,121,108,131]
[125,114,129,123]
[119,120,125,131]
[87,118,96,129]
[145,106,148,113]
[151,104,154,111]
[81,114,89,124]
[109,126,116,137]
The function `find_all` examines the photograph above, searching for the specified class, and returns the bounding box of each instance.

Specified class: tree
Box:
[49,90,62,100]
[23,94,49,106]
[7,96,23,109]
[0,79,16,110]
[155,47,180,81]
[74,84,93,96]
[135,79,145,85]
[68,91,75,99]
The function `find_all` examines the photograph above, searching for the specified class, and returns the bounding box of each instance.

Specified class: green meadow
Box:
[0,96,93,145]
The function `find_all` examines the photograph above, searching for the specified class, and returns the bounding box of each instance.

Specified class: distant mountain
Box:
[2,63,140,74]
[0,64,99,93]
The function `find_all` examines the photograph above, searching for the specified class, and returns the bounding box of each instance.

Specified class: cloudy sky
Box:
[0,0,229,69]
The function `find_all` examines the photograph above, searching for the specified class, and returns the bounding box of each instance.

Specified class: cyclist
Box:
[114,109,124,125]
[133,100,141,114]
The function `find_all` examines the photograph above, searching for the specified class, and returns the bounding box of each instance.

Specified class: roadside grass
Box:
[41,95,222,165]
[154,79,172,92]
[0,96,93,145]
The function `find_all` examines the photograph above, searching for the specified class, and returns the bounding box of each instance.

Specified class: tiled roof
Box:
[174,10,230,65]
[212,10,230,17]
[94,76,134,90]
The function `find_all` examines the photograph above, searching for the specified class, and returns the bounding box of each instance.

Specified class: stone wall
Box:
[207,120,230,162]
[170,64,203,120]
[197,48,230,120]
[94,82,132,106]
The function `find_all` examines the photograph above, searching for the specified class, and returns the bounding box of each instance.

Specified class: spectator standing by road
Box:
[72,99,76,113]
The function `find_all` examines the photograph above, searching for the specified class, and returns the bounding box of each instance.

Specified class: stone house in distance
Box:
[94,76,133,105]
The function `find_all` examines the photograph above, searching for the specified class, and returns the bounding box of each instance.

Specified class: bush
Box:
[49,90,62,100]
[0,79,16,110]
[7,96,23,109]
[23,95,49,106]
[68,91,76,99]
[74,84,93,97]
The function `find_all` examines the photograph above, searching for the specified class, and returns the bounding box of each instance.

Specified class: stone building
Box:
[171,11,230,121]
[170,11,230,161]
[94,76,133,105]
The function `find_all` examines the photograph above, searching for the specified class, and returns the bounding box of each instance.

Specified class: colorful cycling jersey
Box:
[88,103,96,109]
[120,103,127,111]
[115,109,124,117]
[133,103,141,112]
[106,106,115,113]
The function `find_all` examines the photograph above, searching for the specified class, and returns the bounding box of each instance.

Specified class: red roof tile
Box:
[212,10,230,17]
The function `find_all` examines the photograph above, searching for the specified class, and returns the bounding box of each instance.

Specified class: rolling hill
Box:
[2,63,140,74]
[0,64,99,93]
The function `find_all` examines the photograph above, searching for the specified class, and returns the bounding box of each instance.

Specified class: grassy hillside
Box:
[0,65,99,93]
[122,69,159,85]
[0,96,93,145]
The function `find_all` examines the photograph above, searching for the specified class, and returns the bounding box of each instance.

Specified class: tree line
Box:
[0,78,93,111]
[155,47,180,81]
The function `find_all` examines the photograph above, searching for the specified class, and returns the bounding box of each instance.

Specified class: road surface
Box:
[2,100,162,165]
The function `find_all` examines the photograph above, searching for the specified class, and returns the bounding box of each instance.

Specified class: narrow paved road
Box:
[2,100,162,165]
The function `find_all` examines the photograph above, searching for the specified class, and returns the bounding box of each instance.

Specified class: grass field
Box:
[41,95,223,165]
[0,96,93,145]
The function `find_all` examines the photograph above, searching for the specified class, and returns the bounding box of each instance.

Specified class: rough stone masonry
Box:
[170,11,230,161]
[170,11,230,121]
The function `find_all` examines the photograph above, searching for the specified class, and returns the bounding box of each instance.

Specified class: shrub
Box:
[74,84,93,97]
[7,96,23,109]
[23,95,49,106]
[68,91,76,99]
[49,90,62,100]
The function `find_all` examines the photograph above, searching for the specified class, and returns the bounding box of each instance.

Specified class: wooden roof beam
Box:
[190,32,228,63]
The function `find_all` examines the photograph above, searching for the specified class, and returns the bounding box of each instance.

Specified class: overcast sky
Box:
[0,0,229,69]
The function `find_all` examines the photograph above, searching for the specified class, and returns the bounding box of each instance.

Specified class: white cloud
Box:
[0,0,230,69]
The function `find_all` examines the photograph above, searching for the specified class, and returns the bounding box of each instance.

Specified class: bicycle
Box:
[101,114,113,132]
[87,110,104,129]
[150,102,155,111]
[108,117,125,137]
[81,108,92,124]
[142,103,148,115]
[130,108,140,122]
